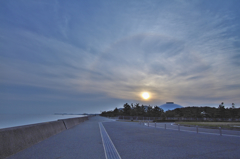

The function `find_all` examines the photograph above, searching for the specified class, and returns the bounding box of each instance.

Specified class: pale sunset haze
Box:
[0,0,239,114]
[1,1,240,159]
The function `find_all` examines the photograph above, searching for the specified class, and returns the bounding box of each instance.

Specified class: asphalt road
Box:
[103,121,240,159]
[8,117,240,159]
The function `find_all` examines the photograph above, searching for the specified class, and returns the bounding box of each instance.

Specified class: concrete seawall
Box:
[59,116,87,129]
[0,116,88,159]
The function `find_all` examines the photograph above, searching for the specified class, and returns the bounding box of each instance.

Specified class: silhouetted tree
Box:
[146,106,153,117]
[134,103,141,116]
[140,105,146,116]
[232,103,235,109]
[152,106,163,117]
[113,107,119,116]
[218,102,225,118]
[123,103,131,116]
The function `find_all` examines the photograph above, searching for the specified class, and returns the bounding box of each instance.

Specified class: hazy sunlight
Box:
[142,92,150,100]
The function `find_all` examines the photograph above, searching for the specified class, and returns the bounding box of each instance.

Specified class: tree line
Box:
[100,102,240,119]
[101,103,164,117]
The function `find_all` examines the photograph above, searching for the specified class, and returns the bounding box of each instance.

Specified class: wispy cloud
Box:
[1,0,240,113]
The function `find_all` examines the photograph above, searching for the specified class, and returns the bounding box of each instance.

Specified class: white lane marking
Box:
[143,123,240,138]
[99,122,122,159]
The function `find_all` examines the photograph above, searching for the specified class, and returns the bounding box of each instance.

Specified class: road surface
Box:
[8,116,240,159]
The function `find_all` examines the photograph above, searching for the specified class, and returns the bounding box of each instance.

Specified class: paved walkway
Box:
[8,116,240,159]
[8,116,111,159]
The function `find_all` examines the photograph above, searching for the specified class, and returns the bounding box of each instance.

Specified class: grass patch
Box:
[153,120,177,122]
[116,120,139,122]
[175,122,240,130]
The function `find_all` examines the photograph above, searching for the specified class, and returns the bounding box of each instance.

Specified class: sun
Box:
[142,92,150,100]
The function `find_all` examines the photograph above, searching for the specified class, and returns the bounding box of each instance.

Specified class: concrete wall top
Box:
[0,116,88,159]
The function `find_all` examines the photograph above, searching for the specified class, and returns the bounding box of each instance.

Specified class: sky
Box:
[1,0,240,114]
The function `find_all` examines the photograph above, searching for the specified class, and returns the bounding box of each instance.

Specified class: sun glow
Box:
[142,92,150,100]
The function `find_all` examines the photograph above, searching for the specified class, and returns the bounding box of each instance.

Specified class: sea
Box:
[0,114,85,129]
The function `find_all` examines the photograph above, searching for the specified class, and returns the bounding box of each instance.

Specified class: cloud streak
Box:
[1,0,240,113]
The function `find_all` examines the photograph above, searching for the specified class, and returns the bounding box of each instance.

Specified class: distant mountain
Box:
[159,102,183,111]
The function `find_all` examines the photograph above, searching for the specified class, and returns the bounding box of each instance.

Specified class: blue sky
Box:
[1,0,240,114]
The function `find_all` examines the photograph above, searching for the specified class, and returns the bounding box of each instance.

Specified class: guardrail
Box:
[0,116,89,159]
[138,121,240,137]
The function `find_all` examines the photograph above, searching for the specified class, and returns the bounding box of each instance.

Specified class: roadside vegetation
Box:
[100,102,240,121]
[101,103,164,117]
[175,122,240,130]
